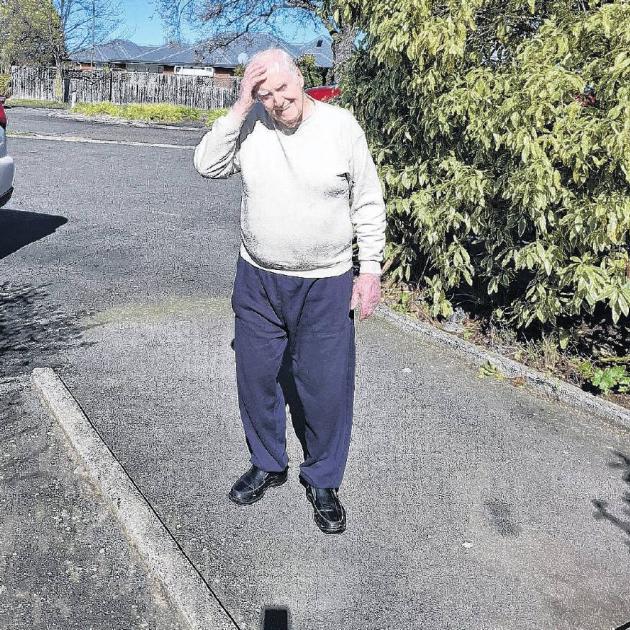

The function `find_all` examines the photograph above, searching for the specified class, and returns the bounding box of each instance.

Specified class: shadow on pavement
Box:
[261,606,290,630]
[0,282,91,378]
[592,451,630,548]
[483,498,522,537]
[0,208,67,259]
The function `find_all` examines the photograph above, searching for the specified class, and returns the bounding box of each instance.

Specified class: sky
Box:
[121,0,328,46]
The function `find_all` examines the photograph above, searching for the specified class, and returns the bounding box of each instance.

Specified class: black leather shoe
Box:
[305,484,346,534]
[228,465,288,505]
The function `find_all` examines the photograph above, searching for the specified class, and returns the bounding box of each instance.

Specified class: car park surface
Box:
[3,106,630,630]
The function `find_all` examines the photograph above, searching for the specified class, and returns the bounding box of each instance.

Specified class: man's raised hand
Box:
[232,62,267,119]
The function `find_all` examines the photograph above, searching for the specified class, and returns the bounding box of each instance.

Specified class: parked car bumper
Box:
[0,186,13,208]
[0,155,15,208]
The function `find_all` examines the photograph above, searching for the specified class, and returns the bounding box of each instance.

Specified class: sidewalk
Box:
[0,376,186,629]
[49,294,630,630]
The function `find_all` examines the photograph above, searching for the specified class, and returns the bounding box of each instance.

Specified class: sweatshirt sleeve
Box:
[349,128,387,275]
[193,110,243,179]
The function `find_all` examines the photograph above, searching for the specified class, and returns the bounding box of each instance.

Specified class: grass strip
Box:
[73,102,227,126]
[3,98,68,109]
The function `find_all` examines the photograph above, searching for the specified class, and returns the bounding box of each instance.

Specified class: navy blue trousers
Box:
[231,255,356,489]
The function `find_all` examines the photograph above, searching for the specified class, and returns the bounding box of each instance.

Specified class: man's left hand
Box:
[350,273,381,320]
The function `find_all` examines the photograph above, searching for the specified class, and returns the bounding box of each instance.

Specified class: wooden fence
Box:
[9,67,57,101]
[10,66,241,109]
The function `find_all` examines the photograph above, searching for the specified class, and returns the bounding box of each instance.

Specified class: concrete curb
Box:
[376,305,630,431]
[31,367,239,630]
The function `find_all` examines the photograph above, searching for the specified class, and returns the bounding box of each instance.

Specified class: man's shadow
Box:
[0,208,67,259]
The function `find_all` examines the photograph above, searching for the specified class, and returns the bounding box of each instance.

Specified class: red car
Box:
[305,85,341,102]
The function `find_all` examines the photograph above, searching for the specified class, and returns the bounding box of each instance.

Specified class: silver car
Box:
[0,99,15,207]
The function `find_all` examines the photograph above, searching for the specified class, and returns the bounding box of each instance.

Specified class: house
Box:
[71,39,155,71]
[69,32,333,84]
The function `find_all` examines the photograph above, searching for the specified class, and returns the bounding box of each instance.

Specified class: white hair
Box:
[247,48,300,77]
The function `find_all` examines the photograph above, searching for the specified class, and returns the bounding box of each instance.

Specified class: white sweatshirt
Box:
[193,98,386,277]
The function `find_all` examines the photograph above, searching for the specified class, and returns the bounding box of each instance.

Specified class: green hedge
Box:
[337,0,630,329]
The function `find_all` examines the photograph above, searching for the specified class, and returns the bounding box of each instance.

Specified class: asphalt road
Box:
[2,107,630,630]
[0,376,187,630]
[8,107,204,146]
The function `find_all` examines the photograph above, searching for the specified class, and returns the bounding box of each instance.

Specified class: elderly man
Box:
[193,48,386,534]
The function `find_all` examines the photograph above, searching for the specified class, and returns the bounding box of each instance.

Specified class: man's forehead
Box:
[257,67,297,92]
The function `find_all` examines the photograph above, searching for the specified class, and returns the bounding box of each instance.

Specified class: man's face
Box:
[255,65,306,128]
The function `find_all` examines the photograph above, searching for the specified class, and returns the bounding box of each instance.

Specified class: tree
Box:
[152,0,355,83]
[0,0,123,70]
[0,0,63,68]
[335,0,630,329]
[199,0,355,82]
[54,0,123,63]
[150,0,198,44]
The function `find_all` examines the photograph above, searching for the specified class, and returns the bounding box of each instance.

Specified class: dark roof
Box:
[70,33,333,68]
[128,42,185,64]
[295,36,334,68]
[70,39,154,63]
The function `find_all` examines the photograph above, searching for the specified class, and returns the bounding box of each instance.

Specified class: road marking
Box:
[9,132,195,150]
[31,367,239,630]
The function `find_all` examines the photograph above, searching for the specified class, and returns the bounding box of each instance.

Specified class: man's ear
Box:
[297,69,305,89]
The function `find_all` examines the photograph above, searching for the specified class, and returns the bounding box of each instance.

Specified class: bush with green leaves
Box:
[0,74,10,98]
[73,102,227,126]
[591,365,630,394]
[336,0,630,329]
[296,54,327,89]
